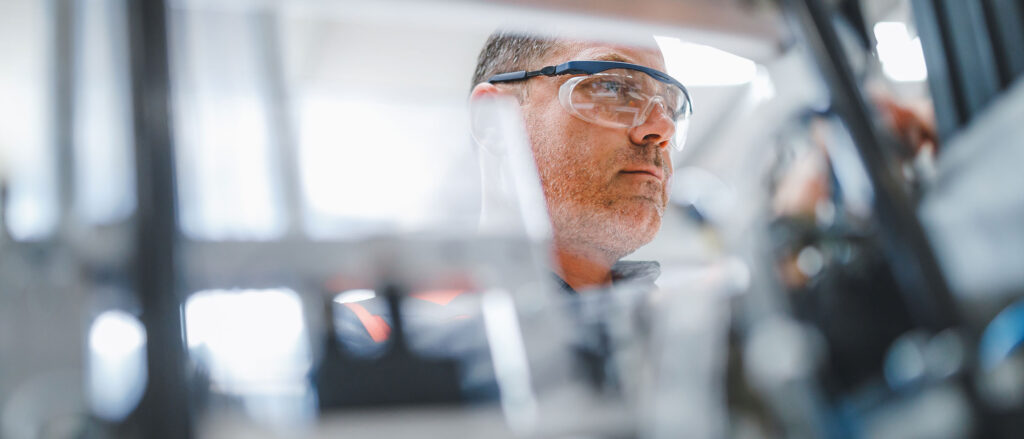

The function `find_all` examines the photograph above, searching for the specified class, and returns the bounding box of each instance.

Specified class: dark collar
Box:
[552,260,661,295]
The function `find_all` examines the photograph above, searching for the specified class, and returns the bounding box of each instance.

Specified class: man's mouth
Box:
[619,165,665,182]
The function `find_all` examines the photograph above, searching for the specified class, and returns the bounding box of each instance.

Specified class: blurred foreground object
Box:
[716,0,1024,437]
[4,0,1024,438]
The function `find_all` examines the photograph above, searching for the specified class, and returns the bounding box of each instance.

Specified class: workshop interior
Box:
[1,0,1023,437]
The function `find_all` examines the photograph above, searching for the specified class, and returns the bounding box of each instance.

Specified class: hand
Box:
[871,92,939,155]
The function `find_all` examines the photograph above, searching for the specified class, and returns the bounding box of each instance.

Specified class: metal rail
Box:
[53,0,76,235]
[125,0,192,437]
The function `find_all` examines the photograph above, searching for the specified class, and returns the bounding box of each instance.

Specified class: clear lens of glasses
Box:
[559,69,692,150]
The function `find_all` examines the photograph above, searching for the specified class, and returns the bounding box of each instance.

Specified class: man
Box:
[321,32,690,401]
[470,32,690,292]
[461,32,691,388]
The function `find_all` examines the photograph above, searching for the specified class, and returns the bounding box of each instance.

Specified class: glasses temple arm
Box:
[488,65,577,83]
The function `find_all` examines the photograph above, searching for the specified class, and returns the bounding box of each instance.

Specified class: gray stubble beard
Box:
[534,143,665,263]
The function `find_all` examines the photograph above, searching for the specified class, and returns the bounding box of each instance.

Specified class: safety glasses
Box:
[488,60,693,150]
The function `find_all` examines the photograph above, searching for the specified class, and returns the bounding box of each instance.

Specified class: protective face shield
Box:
[488,60,693,150]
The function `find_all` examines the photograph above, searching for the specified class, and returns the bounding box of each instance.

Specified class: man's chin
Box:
[604,210,661,256]
[620,195,666,222]
[550,197,664,259]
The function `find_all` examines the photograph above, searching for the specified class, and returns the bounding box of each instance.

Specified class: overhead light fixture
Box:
[655,36,758,87]
[184,288,310,392]
[334,288,377,304]
[873,22,928,82]
[88,310,147,421]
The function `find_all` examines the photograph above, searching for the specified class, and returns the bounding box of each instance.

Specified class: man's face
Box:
[519,41,675,260]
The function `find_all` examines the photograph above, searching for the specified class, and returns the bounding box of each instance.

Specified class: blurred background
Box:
[2,0,1024,437]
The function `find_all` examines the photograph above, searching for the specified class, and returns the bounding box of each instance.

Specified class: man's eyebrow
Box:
[590,53,636,64]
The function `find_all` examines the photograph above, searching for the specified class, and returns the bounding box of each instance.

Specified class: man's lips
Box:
[619,165,665,182]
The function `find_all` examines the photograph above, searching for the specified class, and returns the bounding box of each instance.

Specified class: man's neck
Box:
[553,246,619,291]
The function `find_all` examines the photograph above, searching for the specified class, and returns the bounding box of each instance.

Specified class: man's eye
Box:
[597,80,625,93]
[665,96,680,113]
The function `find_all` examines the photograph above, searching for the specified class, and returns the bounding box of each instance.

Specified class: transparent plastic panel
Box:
[73,0,136,225]
[184,287,317,428]
[280,5,551,242]
[0,0,58,240]
[169,8,286,241]
[473,96,554,242]
[87,310,147,422]
[296,96,488,238]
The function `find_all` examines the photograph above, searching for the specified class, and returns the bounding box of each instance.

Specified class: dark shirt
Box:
[556,260,661,389]
[330,260,661,397]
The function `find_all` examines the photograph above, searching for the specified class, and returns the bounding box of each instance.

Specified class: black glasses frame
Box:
[487,60,692,113]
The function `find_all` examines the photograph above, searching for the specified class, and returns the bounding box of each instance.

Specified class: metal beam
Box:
[912,0,963,140]
[936,0,1001,118]
[52,0,76,234]
[981,0,1024,87]
[125,0,191,437]
[913,0,1002,139]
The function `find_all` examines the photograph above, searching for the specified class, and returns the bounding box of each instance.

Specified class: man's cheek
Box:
[660,178,671,211]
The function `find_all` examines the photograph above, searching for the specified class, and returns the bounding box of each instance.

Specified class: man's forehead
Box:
[546,40,666,71]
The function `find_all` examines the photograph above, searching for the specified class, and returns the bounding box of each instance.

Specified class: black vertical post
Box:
[53,0,76,234]
[912,0,1002,139]
[935,0,1001,118]
[125,0,191,437]
[981,0,1024,87]
[912,0,963,141]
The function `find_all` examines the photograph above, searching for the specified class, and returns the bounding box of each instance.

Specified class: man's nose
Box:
[628,100,676,148]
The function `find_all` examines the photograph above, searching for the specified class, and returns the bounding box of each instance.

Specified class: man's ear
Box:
[470,82,507,102]
[469,82,522,153]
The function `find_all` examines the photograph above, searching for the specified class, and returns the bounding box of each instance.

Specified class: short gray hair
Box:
[471,31,560,91]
